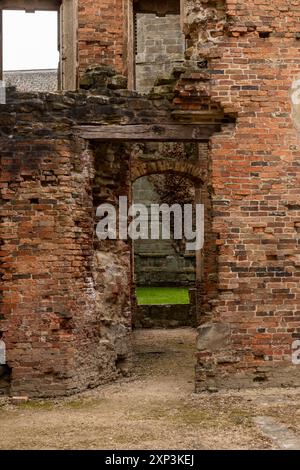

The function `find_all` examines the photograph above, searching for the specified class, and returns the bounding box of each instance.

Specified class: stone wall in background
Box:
[134,304,196,329]
[4,70,58,93]
[135,14,185,93]
[133,175,196,287]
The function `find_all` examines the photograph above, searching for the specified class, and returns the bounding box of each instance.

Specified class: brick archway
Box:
[131,160,205,184]
[130,155,206,333]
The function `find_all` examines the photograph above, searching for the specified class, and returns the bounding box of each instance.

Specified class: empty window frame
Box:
[0,0,78,90]
[126,0,185,92]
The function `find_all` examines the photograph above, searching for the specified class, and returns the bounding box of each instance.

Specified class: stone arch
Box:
[131,155,206,330]
[131,160,205,184]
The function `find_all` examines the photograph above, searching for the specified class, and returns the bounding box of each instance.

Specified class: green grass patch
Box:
[136,287,190,305]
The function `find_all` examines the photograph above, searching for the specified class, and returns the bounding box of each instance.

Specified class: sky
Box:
[3,10,59,71]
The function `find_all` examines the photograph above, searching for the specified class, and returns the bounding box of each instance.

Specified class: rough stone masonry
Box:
[0,0,300,397]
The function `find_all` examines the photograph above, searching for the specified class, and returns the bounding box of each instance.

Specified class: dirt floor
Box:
[0,328,300,450]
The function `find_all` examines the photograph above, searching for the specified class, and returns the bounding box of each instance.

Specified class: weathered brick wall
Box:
[191,0,300,390]
[78,0,125,77]
[1,0,300,396]
[0,79,176,397]
[0,132,98,396]
[135,14,185,93]
[196,142,219,324]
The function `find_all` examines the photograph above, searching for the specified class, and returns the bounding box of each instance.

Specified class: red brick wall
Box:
[197,142,219,323]
[0,135,134,396]
[1,0,300,395]
[0,87,175,397]
[0,136,99,395]
[195,0,300,389]
[78,0,125,76]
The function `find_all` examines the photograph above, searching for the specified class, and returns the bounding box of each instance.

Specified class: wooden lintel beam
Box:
[74,124,219,141]
[0,10,2,81]
[0,0,60,11]
[133,0,180,15]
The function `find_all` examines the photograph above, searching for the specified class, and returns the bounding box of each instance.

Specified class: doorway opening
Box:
[2,9,59,91]
[130,141,203,387]
[0,336,11,396]
[131,141,201,330]
[83,122,215,386]
[127,0,185,93]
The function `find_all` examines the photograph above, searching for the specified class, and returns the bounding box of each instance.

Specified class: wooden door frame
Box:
[80,122,213,326]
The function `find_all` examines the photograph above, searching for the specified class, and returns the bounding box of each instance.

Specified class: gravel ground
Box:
[0,328,299,450]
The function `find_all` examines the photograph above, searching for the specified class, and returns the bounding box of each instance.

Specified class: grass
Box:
[136,287,190,305]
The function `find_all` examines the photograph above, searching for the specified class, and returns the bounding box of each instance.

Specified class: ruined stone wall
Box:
[187,0,300,390]
[134,304,196,329]
[0,80,174,397]
[135,14,185,93]
[133,175,196,287]
[92,142,133,379]
[1,0,300,396]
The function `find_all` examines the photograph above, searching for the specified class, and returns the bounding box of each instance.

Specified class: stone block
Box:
[196,323,231,351]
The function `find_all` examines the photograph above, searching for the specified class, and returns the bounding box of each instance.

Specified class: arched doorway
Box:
[128,141,208,385]
[130,142,205,329]
[82,122,218,387]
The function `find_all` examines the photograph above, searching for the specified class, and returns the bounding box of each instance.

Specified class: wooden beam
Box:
[0,10,2,81]
[59,0,77,90]
[75,124,219,141]
[0,0,60,10]
[126,0,135,91]
[180,0,185,32]
[133,0,180,15]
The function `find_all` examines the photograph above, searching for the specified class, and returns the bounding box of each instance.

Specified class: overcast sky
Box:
[3,11,59,71]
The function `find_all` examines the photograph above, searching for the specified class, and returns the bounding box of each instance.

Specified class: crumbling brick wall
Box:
[1,0,300,397]
[0,78,178,397]
[78,0,125,77]
[189,0,300,390]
